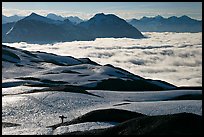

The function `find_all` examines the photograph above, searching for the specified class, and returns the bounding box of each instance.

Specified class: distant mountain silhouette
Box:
[127,15,202,32]
[2,15,24,24]
[66,16,84,25]
[23,13,62,24]
[2,13,144,44]
[78,13,144,39]
[46,13,84,24]
[2,13,94,44]
[46,13,65,21]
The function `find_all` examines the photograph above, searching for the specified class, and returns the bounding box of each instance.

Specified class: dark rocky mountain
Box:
[2,13,144,44]
[2,15,24,24]
[2,13,95,44]
[22,13,63,24]
[78,13,144,39]
[127,15,202,32]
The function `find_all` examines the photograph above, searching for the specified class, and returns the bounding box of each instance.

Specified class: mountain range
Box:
[2,13,95,44]
[127,15,202,32]
[2,13,144,44]
[2,15,24,24]
[46,13,84,24]
[2,14,84,25]
[2,13,202,44]
[3,14,202,33]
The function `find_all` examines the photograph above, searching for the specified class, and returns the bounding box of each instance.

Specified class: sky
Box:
[2,2,202,20]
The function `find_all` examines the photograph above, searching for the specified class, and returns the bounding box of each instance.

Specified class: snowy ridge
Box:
[2,44,176,90]
[53,122,117,135]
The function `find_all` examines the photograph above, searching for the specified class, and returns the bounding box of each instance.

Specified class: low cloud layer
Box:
[4,32,202,87]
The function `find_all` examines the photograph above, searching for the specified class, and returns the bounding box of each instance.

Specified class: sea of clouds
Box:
[4,32,202,87]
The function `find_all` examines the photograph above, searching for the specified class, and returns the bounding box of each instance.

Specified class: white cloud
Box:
[4,32,202,87]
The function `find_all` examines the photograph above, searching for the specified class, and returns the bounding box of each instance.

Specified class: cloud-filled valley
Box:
[4,32,202,87]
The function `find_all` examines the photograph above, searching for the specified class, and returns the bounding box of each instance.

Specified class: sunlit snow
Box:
[2,32,202,135]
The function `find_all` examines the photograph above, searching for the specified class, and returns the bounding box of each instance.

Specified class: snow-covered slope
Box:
[2,89,202,135]
[2,44,202,135]
[2,44,176,91]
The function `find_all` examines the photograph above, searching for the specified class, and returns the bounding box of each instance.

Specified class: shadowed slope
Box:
[63,112,202,135]
[49,108,146,129]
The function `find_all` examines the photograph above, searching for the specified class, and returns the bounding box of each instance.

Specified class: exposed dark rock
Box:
[88,78,168,91]
[164,94,202,101]
[30,85,101,98]
[113,102,131,106]
[2,122,21,128]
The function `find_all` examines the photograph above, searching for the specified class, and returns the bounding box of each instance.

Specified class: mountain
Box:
[78,13,144,39]
[66,16,84,24]
[127,15,202,32]
[46,13,84,24]
[2,15,24,24]
[23,13,62,24]
[2,22,15,40]
[2,13,95,44]
[2,13,144,44]
[46,13,65,21]
[2,15,7,24]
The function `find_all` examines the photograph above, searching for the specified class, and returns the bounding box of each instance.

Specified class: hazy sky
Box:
[2,2,202,20]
